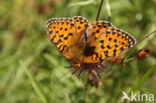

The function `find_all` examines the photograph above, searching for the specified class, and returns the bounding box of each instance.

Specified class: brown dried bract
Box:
[136,49,150,60]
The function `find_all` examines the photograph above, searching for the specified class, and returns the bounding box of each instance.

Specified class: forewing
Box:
[90,21,112,38]
[46,16,89,60]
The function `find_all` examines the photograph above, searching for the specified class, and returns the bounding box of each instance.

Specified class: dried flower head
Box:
[72,62,107,88]
[136,49,150,60]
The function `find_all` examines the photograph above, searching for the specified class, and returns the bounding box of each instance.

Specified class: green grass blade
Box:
[128,63,156,96]
[106,0,111,18]
[19,60,48,103]
[43,53,59,66]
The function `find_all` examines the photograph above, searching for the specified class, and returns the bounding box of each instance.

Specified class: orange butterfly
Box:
[46,16,136,87]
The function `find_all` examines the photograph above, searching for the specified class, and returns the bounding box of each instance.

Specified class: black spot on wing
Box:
[101,45,105,49]
[99,40,105,49]
[56,31,59,33]
[107,45,111,49]
[49,30,53,34]
[92,53,99,61]
[104,51,109,57]
[121,42,125,45]
[78,26,81,29]
[61,22,65,25]
[120,47,124,51]
[106,31,111,34]
[115,45,118,48]
[66,22,69,25]
[59,34,64,37]
[96,30,100,33]
[113,32,116,35]
[114,39,117,42]
[51,35,56,42]
[64,37,68,40]
[65,28,67,31]
[54,39,62,45]
[117,33,121,37]
[97,25,102,28]
[60,45,68,53]
[58,44,63,49]
[109,38,112,41]
[113,49,116,56]
[71,23,74,26]
[60,27,63,30]
[68,33,73,36]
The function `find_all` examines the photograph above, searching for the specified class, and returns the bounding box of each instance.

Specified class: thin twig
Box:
[96,0,104,21]
[124,56,136,63]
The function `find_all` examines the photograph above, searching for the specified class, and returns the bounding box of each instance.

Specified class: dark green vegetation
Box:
[0,0,156,103]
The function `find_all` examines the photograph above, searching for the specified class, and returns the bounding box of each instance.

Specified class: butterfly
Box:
[46,16,136,87]
[46,16,135,64]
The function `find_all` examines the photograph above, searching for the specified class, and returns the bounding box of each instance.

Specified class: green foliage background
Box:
[0,0,156,103]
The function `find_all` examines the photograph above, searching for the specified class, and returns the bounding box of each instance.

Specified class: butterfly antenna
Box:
[121,30,156,63]
[96,0,104,21]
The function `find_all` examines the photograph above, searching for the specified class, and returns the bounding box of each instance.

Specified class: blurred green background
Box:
[0,0,156,103]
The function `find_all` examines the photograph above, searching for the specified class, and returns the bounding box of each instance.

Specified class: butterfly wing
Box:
[87,22,136,62]
[47,17,136,63]
[46,16,89,60]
